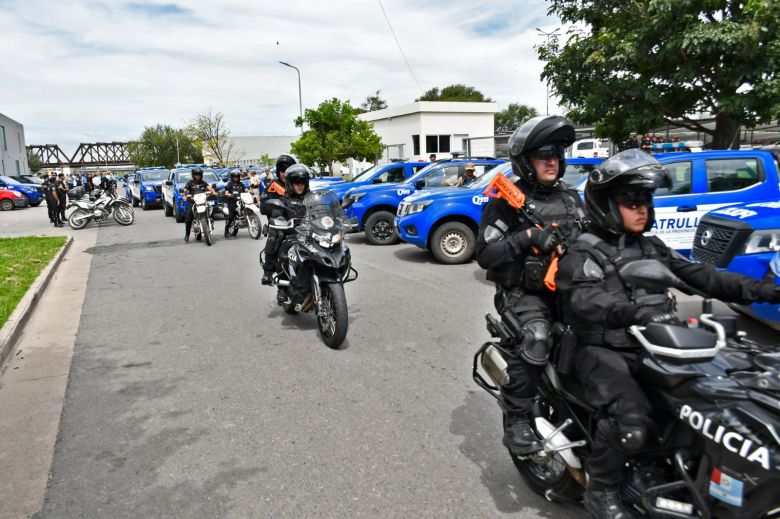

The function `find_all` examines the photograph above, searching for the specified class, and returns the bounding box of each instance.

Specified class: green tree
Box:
[539,0,780,149]
[127,125,202,169]
[495,103,539,133]
[26,150,43,174]
[354,90,388,114]
[290,98,383,175]
[188,109,235,167]
[416,84,493,102]
[259,153,273,166]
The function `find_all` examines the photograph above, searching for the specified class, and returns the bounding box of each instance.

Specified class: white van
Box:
[571,138,610,158]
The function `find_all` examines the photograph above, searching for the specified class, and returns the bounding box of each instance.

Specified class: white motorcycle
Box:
[68,187,134,229]
[190,192,215,246]
[221,191,263,239]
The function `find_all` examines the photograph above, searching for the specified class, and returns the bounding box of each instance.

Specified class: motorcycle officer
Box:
[556,149,780,519]
[183,167,217,243]
[223,170,247,238]
[260,154,297,285]
[475,115,586,455]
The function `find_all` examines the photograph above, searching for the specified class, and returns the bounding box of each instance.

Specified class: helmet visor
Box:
[528,145,565,162]
[612,189,653,209]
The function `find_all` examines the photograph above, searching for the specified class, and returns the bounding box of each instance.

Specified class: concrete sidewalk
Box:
[0,228,97,518]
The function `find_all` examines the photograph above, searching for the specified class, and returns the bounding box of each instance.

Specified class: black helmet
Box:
[509,115,576,184]
[284,164,310,196]
[229,169,240,180]
[275,154,297,174]
[585,149,671,235]
[191,167,203,178]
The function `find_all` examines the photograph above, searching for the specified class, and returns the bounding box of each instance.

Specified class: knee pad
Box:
[608,404,649,451]
[503,310,552,366]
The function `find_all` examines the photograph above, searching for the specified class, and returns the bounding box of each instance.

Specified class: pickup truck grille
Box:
[153,185,162,193]
[691,218,749,268]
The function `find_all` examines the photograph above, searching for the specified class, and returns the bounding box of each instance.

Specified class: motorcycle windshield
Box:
[303,190,347,231]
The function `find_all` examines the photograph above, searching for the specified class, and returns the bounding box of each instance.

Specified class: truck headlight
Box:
[406,200,432,215]
[145,185,154,191]
[349,192,366,202]
[742,230,780,254]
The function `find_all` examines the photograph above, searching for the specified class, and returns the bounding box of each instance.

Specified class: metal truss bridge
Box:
[27,142,133,168]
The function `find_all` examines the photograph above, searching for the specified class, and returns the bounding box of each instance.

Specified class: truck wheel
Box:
[141,197,149,210]
[431,222,475,264]
[30,200,42,207]
[364,211,399,245]
[174,202,185,223]
[164,200,173,217]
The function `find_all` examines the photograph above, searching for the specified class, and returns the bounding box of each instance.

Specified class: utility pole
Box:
[536,28,560,116]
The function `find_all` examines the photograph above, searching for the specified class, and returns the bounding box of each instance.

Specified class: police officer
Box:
[56,173,69,222]
[223,169,247,238]
[556,149,780,519]
[183,167,217,243]
[260,154,297,284]
[476,115,585,455]
[43,175,62,226]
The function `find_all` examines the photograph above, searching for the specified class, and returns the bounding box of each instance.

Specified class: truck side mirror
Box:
[415,180,425,189]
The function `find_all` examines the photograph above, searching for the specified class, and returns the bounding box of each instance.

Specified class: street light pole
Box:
[279,61,303,134]
[536,27,560,115]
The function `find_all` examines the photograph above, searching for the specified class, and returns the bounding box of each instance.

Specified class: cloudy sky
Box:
[2,0,560,155]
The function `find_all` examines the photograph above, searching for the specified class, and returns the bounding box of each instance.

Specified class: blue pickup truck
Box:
[313,161,430,201]
[126,166,168,210]
[161,165,220,223]
[343,158,505,245]
[0,176,44,206]
[395,158,603,264]
[692,201,780,330]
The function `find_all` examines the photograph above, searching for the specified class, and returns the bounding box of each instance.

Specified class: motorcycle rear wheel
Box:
[68,209,91,230]
[201,215,213,246]
[511,400,584,501]
[248,214,261,239]
[317,283,348,349]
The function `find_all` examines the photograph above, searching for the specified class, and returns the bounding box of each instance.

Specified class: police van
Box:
[394,158,603,264]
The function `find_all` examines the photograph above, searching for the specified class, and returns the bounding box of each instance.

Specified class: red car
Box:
[0,188,29,211]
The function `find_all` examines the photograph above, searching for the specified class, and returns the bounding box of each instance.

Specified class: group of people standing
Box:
[476,115,780,519]
[40,171,116,227]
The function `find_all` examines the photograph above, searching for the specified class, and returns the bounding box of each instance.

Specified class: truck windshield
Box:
[351,165,379,183]
[178,171,218,183]
[140,170,168,181]
[469,163,512,189]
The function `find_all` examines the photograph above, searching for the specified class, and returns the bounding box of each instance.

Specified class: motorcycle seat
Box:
[754,352,780,372]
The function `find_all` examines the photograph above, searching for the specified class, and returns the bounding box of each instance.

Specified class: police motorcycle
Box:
[474,259,780,518]
[221,189,263,239]
[188,189,217,246]
[262,190,358,349]
[68,177,134,229]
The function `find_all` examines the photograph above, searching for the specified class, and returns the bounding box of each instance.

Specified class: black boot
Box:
[583,485,635,519]
[503,413,541,455]
[224,225,230,238]
[261,271,273,285]
[184,233,190,243]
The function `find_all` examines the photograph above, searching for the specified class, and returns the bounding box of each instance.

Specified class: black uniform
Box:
[183,179,209,238]
[260,180,290,274]
[223,180,246,235]
[476,177,586,414]
[43,179,60,224]
[262,191,307,275]
[56,178,68,221]
[556,226,779,488]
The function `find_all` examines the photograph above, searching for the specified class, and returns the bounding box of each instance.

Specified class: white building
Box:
[358,101,497,162]
[0,113,29,176]
[202,136,297,167]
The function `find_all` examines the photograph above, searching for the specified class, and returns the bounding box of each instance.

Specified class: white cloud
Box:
[1,0,561,155]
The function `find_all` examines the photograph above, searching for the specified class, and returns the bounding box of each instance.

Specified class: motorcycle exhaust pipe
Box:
[299,293,314,313]
[481,344,510,387]
[276,279,290,287]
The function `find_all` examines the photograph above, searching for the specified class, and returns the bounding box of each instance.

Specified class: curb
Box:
[0,236,74,367]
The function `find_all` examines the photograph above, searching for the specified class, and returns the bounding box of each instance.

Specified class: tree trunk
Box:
[711,112,739,150]
[328,160,334,176]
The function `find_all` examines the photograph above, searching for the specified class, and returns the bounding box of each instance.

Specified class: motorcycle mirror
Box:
[618,260,683,291]
[415,179,425,189]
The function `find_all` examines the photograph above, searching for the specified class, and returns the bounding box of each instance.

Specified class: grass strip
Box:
[0,236,68,327]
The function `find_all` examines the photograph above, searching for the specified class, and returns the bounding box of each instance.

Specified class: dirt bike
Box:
[221,190,262,239]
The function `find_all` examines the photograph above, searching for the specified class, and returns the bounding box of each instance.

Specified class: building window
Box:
[0,126,6,151]
[425,135,451,154]
[16,160,21,174]
[412,135,420,156]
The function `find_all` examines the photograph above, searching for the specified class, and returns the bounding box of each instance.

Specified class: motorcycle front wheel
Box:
[113,204,134,226]
[317,283,348,349]
[248,213,261,239]
[201,215,213,246]
[68,209,91,229]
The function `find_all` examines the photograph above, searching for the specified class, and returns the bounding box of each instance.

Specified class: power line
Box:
[377,0,423,94]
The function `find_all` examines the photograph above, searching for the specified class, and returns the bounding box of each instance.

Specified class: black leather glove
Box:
[530,226,560,254]
[759,282,780,303]
[634,307,676,325]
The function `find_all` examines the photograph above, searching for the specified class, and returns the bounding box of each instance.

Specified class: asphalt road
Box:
[2,199,776,518]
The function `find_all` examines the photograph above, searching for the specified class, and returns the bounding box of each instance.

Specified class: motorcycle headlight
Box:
[332,233,342,245]
[406,200,432,215]
[320,216,335,229]
[741,230,780,255]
